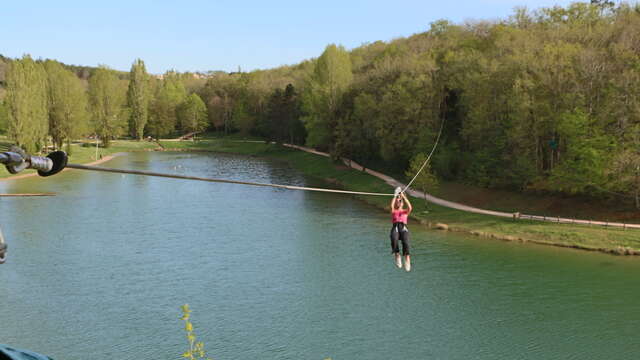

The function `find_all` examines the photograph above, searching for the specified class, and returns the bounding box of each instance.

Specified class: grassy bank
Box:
[160,139,640,256]
[433,182,640,224]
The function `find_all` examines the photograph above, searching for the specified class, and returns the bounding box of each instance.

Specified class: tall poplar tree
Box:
[302,44,353,150]
[5,55,48,152]
[0,101,8,134]
[44,60,89,152]
[127,59,150,140]
[88,66,127,147]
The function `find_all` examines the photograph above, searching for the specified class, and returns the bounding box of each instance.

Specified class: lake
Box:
[1,151,639,359]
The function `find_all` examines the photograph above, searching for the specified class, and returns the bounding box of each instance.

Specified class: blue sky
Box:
[2,0,578,74]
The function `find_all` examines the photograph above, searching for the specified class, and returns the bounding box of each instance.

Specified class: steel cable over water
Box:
[68,113,446,197]
[65,163,395,197]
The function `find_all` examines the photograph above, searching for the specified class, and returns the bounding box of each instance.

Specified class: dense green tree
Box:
[609,124,640,209]
[148,72,187,138]
[265,88,292,143]
[88,66,127,147]
[302,44,353,151]
[199,74,241,134]
[550,111,612,193]
[0,100,8,134]
[5,55,48,152]
[282,84,305,144]
[44,60,89,152]
[334,92,379,166]
[0,58,7,87]
[232,101,253,135]
[405,153,439,204]
[147,92,173,139]
[177,93,208,133]
[127,59,151,140]
[260,84,304,144]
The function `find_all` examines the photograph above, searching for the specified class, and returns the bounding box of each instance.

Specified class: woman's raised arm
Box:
[402,192,412,214]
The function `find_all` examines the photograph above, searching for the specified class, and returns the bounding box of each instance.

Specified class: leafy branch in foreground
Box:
[179,304,333,360]
[181,304,212,360]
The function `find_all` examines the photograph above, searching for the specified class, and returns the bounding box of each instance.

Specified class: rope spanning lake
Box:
[1,152,639,360]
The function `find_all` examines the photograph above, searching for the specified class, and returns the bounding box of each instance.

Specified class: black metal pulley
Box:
[0,147,68,177]
[0,226,6,265]
[39,151,68,177]
[0,242,6,264]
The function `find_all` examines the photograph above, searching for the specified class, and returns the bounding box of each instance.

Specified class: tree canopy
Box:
[1,2,640,206]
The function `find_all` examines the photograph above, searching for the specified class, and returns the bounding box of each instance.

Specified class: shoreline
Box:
[0,153,122,181]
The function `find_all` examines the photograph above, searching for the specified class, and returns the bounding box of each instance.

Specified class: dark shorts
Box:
[390,222,410,256]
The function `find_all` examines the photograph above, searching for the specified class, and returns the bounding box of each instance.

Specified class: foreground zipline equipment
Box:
[0,147,68,265]
[0,227,7,264]
[0,146,68,177]
[0,344,53,360]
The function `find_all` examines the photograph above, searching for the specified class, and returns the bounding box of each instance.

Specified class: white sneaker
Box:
[404,257,411,272]
[394,254,402,268]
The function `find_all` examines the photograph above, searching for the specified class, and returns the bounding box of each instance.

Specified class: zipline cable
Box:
[0,148,393,265]
[0,121,447,200]
[0,148,394,196]
[65,163,395,197]
[402,115,446,194]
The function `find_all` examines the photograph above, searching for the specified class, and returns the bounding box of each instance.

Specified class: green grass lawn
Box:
[432,181,640,223]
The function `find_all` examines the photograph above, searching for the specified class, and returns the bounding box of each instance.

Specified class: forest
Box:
[0,1,639,206]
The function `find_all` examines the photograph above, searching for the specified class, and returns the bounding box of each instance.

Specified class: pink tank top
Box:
[392,209,409,224]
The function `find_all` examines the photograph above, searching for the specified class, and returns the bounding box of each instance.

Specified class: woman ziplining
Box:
[390,188,413,271]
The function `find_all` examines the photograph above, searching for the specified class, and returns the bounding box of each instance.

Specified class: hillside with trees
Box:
[1,1,639,207]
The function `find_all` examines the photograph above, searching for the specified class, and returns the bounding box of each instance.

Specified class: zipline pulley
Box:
[0,146,68,177]
[0,148,68,265]
[0,228,7,264]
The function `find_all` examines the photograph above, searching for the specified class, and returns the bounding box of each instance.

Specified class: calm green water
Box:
[1,151,640,360]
